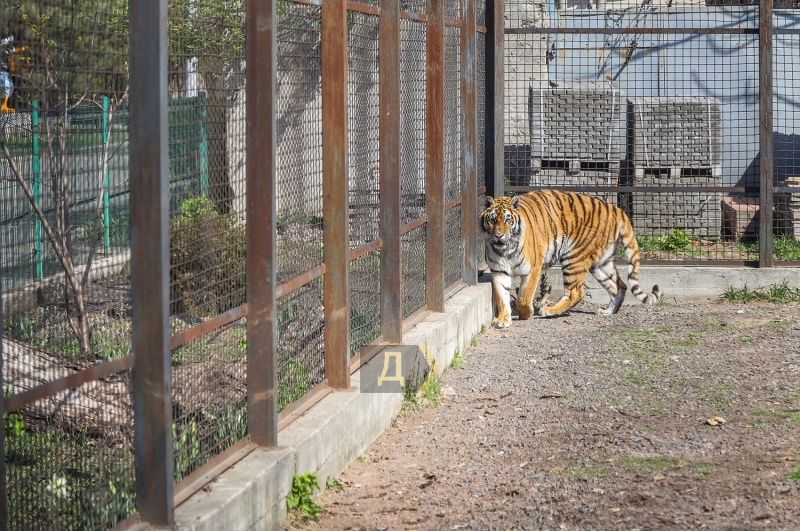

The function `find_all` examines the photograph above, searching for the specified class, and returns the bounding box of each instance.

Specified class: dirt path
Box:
[285,301,800,531]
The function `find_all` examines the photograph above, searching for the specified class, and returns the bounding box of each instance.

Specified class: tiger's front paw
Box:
[492,316,511,329]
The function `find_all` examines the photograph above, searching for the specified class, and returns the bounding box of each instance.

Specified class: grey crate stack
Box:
[625,96,723,240]
[528,80,622,196]
[775,177,800,239]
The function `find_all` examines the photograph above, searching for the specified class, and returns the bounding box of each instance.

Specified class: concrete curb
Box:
[525,266,800,306]
[170,282,493,531]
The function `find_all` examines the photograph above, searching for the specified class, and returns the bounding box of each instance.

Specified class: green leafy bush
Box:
[170,196,246,317]
[287,472,321,520]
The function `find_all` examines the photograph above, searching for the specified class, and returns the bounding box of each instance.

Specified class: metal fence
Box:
[502,0,800,266]
[0,0,490,528]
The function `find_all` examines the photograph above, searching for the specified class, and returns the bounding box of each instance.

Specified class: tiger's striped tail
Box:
[619,217,661,305]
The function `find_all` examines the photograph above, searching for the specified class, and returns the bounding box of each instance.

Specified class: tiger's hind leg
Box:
[540,266,588,317]
[590,260,628,316]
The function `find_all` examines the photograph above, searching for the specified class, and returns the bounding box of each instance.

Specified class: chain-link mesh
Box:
[1,0,134,527]
[172,319,247,482]
[168,0,248,483]
[476,0,487,28]
[504,4,770,261]
[400,18,427,316]
[445,26,461,203]
[445,205,462,286]
[477,29,487,265]
[348,12,380,250]
[277,3,324,281]
[348,11,382,354]
[773,20,800,261]
[277,277,325,411]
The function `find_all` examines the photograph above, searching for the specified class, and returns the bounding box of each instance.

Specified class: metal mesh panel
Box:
[402,225,427,318]
[276,277,325,411]
[4,374,135,530]
[504,5,768,261]
[348,12,380,250]
[277,3,324,282]
[477,192,486,264]
[350,251,381,355]
[168,0,248,484]
[446,0,461,21]
[773,22,800,261]
[171,319,247,482]
[1,0,134,527]
[402,0,428,15]
[445,205,462,286]
[400,19,427,315]
[477,29,487,265]
[476,0,487,28]
[445,26,461,203]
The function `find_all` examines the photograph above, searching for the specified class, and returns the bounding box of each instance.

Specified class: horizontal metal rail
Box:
[4,354,133,413]
[505,27,759,35]
[506,186,762,194]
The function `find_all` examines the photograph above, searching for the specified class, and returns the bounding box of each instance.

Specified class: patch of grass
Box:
[450,348,464,370]
[788,465,800,483]
[419,374,442,407]
[638,425,654,433]
[620,456,679,471]
[773,235,800,261]
[673,338,699,351]
[470,335,478,348]
[724,281,800,304]
[768,319,793,327]
[326,476,342,491]
[287,472,321,520]
[712,394,731,409]
[566,466,609,480]
[621,369,647,388]
[742,336,755,344]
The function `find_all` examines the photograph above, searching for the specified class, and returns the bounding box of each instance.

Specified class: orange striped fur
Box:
[481,191,660,328]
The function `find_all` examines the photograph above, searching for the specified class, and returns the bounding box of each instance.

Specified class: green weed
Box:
[787,465,800,484]
[326,476,342,491]
[450,348,464,370]
[470,335,478,348]
[287,472,321,520]
[724,281,800,304]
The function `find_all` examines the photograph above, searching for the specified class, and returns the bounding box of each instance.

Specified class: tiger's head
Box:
[481,196,523,249]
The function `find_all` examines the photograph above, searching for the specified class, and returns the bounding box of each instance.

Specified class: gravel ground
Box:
[285,300,800,531]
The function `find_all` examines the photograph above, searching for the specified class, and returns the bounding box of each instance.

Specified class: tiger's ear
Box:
[485,196,495,208]
[510,195,521,209]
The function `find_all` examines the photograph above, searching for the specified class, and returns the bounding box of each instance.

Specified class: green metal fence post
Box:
[32,101,42,280]
[103,96,111,256]
[197,92,210,197]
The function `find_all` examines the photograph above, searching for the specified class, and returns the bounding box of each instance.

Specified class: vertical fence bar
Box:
[33,101,42,280]
[426,0,446,312]
[461,0,478,284]
[486,0,504,199]
[0,248,6,530]
[246,0,279,445]
[380,0,403,343]
[198,92,210,198]
[102,96,111,256]
[322,0,351,389]
[759,0,773,267]
[129,0,173,523]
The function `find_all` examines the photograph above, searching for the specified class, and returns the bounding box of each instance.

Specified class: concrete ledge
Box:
[537,266,800,305]
[170,282,493,531]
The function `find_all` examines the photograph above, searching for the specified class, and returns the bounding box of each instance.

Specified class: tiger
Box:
[480,190,661,328]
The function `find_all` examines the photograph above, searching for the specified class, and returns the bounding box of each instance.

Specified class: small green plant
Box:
[420,374,442,407]
[325,476,342,491]
[470,335,478,348]
[356,455,366,463]
[287,472,321,520]
[712,394,731,409]
[724,281,800,304]
[787,465,800,484]
[773,234,800,261]
[742,336,755,344]
[450,348,464,370]
[3,386,25,439]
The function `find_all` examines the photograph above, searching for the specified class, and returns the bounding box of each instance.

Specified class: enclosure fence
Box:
[503,0,800,266]
[0,0,494,527]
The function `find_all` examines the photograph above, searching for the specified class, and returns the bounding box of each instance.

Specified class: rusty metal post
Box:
[0,249,6,531]
[461,0,478,284]
[486,0,504,199]
[759,0,774,267]
[129,0,173,523]
[426,0,446,312]
[246,0,279,444]
[322,0,351,388]
[380,0,403,342]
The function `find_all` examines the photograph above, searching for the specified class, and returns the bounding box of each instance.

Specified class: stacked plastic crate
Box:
[625,96,723,240]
